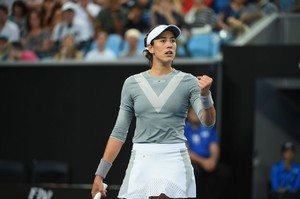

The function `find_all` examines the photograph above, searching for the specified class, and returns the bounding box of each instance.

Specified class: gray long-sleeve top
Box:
[110,69,213,144]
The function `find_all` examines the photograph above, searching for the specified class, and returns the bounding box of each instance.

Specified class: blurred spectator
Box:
[184,0,217,36]
[53,34,83,61]
[125,3,150,34]
[212,0,231,13]
[21,10,54,59]
[256,0,278,15]
[184,107,231,199]
[26,0,44,11]
[74,0,102,50]
[7,41,39,61]
[182,0,215,14]
[0,4,20,42]
[0,35,9,61]
[122,0,152,9]
[182,0,194,15]
[119,28,144,59]
[85,30,116,62]
[41,0,63,32]
[123,0,153,28]
[93,0,109,7]
[238,0,264,27]
[217,0,249,39]
[150,0,184,27]
[274,0,300,13]
[270,141,300,199]
[51,1,90,51]
[9,1,28,37]
[1,0,13,10]
[95,0,129,36]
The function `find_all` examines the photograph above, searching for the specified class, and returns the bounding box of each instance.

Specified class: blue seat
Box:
[186,32,221,58]
[89,33,124,57]
[106,34,124,57]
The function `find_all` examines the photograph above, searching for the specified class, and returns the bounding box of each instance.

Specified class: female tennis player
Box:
[91,24,216,199]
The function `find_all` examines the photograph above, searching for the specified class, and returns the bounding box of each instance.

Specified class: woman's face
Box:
[29,12,41,28]
[148,30,177,64]
[63,35,75,48]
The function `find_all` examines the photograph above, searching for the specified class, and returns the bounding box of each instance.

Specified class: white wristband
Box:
[200,91,214,109]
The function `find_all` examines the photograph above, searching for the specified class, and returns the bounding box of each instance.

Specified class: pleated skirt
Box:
[118,143,196,199]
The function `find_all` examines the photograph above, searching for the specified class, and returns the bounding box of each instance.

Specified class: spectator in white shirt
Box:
[0,4,20,42]
[51,1,89,51]
[85,30,116,62]
[75,0,102,41]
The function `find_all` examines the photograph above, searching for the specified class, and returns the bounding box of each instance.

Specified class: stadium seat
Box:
[0,159,25,183]
[31,160,70,184]
[106,34,124,57]
[186,32,221,58]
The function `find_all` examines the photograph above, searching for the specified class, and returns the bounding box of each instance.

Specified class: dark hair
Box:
[11,1,28,17]
[11,41,24,50]
[25,10,43,32]
[0,4,9,15]
[143,25,160,68]
[41,0,61,27]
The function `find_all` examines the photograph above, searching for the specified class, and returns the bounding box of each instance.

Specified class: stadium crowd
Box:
[0,0,299,62]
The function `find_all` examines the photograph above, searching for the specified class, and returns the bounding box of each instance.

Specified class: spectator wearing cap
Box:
[0,4,20,42]
[119,28,144,60]
[270,141,300,199]
[51,1,90,52]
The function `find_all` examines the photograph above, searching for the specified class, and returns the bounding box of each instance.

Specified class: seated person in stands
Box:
[7,41,39,62]
[84,30,116,62]
[51,1,90,52]
[53,34,83,61]
[184,107,231,199]
[119,28,144,60]
[184,0,217,36]
[270,141,300,199]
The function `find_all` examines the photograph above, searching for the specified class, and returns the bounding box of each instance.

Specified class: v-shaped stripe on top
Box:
[134,72,185,113]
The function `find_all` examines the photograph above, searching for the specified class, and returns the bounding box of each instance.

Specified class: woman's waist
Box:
[132,142,187,152]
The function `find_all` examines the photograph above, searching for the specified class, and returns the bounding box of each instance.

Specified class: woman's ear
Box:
[147,44,154,54]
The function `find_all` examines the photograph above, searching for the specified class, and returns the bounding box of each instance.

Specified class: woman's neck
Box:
[148,66,173,76]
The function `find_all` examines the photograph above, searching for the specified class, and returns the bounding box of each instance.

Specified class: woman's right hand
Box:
[91,175,107,199]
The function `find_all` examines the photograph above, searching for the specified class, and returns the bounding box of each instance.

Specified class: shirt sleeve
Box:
[110,77,134,142]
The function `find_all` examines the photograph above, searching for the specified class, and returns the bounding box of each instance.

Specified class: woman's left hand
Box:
[197,75,213,96]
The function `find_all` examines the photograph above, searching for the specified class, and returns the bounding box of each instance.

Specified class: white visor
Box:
[146,25,181,46]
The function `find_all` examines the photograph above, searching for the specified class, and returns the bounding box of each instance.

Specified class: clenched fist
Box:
[197,75,213,96]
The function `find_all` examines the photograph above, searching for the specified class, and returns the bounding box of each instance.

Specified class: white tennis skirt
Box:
[118,143,196,199]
